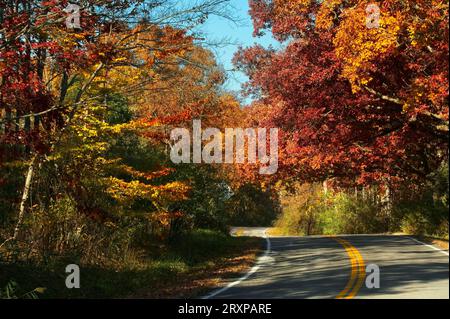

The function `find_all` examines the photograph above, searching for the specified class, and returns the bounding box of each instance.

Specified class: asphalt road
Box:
[205,228,449,299]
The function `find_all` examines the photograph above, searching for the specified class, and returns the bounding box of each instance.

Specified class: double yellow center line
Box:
[332,237,366,299]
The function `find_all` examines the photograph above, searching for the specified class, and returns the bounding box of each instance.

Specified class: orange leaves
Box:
[151,26,194,60]
[139,110,193,128]
[316,0,346,30]
[92,23,196,100]
[131,24,194,63]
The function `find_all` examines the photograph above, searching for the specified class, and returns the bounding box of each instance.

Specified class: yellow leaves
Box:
[113,57,127,63]
[333,3,402,91]
[402,102,411,112]
[156,181,190,202]
[269,1,415,92]
[33,287,47,294]
[360,78,371,85]
[407,24,417,46]
[316,0,346,30]
[76,125,98,139]
[70,142,109,158]
[73,33,86,40]
[119,164,174,181]
[106,177,153,202]
[105,177,190,208]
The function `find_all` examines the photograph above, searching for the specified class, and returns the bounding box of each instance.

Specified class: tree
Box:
[235,0,449,186]
[0,0,237,246]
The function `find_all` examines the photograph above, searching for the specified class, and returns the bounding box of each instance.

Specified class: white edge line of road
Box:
[406,236,449,257]
[202,229,272,299]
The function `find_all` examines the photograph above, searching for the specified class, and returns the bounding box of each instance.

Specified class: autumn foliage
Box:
[0,1,448,297]
[0,0,248,259]
[236,0,449,186]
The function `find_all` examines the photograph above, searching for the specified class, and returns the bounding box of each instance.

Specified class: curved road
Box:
[206,228,449,299]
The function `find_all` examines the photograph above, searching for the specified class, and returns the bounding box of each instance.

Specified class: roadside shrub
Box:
[394,201,449,237]
[435,220,449,240]
[274,184,325,236]
[275,184,390,236]
[274,164,449,238]
[392,163,449,237]
[400,212,429,236]
[321,192,387,235]
[18,196,151,267]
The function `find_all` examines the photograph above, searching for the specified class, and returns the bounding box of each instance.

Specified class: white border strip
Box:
[202,230,272,299]
[407,236,449,257]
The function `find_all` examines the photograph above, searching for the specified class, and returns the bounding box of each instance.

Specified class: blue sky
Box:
[199,0,279,103]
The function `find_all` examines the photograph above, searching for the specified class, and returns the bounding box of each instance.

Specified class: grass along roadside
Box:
[266,227,287,237]
[0,229,262,299]
[415,236,449,251]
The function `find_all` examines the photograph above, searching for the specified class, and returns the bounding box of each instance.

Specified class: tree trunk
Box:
[381,182,392,231]
[323,180,328,195]
[13,155,37,239]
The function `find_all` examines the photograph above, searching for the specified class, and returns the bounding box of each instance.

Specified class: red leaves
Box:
[0,1,103,160]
